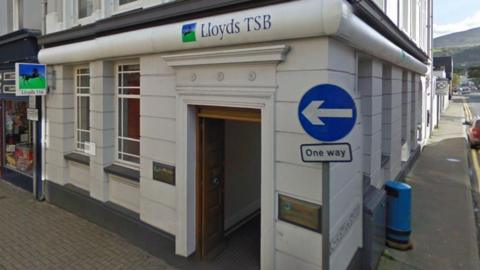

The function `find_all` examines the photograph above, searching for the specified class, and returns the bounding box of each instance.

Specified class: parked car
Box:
[462,87,471,95]
[467,119,480,147]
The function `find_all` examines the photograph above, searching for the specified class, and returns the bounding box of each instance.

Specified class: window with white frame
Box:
[119,0,137,5]
[75,67,91,152]
[400,0,410,34]
[114,0,141,13]
[78,0,94,19]
[116,63,140,165]
[12,0,21,31]
[373,0,385,12]
[386,0,399,26]
[112,0,176,14]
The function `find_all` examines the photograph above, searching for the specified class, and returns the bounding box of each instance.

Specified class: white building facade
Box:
[38,0,432,269]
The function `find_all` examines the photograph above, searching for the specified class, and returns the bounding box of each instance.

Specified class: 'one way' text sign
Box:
[301,143,352,163]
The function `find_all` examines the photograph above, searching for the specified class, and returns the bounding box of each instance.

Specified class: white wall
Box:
[43,36,427,270]
[68,161,90,190]
[139,54,177,235]
[0,0,13,36]
[20,0,42,30]
[45,0,176,33]
[224,120,261,230]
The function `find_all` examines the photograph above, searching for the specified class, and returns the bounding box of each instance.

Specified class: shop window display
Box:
[4,101,33,175]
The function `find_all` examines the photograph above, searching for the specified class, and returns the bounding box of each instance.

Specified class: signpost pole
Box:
[32,101,37,199]
[297,84,357,270]
[322,162,330,270]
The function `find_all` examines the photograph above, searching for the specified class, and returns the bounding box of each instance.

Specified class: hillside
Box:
[434,45,480,69]
[434,27,480,48]
[434,27,480,69]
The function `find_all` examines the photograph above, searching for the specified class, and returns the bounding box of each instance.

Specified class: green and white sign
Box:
[15,63,47,96]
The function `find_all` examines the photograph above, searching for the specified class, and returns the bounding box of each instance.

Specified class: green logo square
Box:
[182,23,197,43]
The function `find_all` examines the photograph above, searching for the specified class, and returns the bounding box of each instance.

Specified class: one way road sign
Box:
[302,100,353,126]
[298,84,357,142]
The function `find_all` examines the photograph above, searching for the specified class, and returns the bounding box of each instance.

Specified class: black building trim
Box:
[0,29,41,69]
[0,29,41,46]
[38,0,293,48]
[348,0,429,63]
[2,167,33,192]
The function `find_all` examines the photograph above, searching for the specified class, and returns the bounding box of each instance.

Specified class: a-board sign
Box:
[15,63,47,96]
[301,143,352,163]
[298,84,357,142]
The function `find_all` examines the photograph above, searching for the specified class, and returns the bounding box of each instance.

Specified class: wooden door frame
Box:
[175,95,276,270]
[195,106,261,257]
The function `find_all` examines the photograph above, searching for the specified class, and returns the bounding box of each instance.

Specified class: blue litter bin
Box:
[385,180,412,248]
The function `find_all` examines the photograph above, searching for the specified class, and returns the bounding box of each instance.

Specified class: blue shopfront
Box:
[0,29,43,198]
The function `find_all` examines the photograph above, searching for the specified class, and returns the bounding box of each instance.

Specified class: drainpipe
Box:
[36,0,48,201]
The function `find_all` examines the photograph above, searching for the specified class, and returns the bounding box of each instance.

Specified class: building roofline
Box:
[347,0,429,63]
[38,0,430,65]
[0,29,41,47]
[38,0,291,48]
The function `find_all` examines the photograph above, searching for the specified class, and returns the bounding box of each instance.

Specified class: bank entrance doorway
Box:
[196,106,261,266]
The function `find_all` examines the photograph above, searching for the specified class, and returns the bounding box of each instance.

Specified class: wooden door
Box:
[200,117,225,257]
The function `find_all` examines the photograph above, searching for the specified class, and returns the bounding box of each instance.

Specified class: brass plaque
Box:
[278,194,322,232]
[152,162,175,185]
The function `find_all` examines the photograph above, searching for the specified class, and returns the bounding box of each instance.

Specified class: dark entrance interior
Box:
[196,106,261,269]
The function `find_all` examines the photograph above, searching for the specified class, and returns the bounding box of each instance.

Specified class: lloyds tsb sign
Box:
[182,15,272,43]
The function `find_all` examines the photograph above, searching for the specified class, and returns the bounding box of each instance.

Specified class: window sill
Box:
[64,152,90,166]
[104,164,140,182]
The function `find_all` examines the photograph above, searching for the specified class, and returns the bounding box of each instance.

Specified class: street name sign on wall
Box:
[298,84,357,142]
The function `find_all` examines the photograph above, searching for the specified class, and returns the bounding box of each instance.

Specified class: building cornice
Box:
[38,0,293,48]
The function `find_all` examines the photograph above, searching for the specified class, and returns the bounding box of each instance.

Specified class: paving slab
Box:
[0,180,177,270]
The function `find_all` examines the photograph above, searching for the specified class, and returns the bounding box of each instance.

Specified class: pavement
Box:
[378,96,480,270]
[0,179,178,270]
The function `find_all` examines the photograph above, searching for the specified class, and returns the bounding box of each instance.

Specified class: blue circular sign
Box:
[298,84,357,142]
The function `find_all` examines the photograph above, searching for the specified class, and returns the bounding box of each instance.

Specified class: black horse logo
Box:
[21,68,40,84]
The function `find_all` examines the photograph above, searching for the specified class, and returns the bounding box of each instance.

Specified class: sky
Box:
[434,0,480,37]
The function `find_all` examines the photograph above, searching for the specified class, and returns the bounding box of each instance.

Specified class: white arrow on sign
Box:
[302,100,353,125]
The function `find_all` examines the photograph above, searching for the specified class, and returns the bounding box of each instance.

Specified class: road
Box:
[465,92,480,119]
[463,93,480,266]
